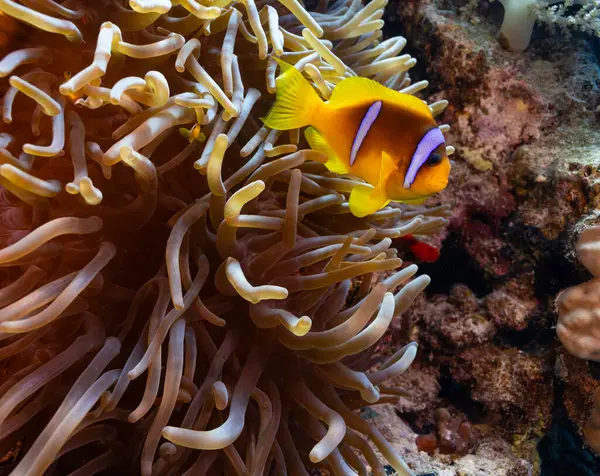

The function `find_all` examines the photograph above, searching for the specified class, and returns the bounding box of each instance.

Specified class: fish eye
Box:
[426,152,442,167]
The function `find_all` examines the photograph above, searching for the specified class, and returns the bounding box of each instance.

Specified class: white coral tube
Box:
[185,56,239,117]
[103,104,195,165]
[0,48,52,78]
[129,0,172,13]
[59,22,122,95]
[116,32,185,58]
[278,0,324,37]
[221,9,241,96]
[0,0,82,41]
[225,258,288,303]
[179,0,220,19]
[111,71,170,107]
[0,165,61,197]
[497,0,537,51]
[22,93,65,157]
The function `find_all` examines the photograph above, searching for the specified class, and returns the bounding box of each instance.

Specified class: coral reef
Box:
[415,407,474,456]
[379,0,600,473]
[0,0,455,475]
[450,345,551,426]
[367,403,535,476]
[585,388,600,454]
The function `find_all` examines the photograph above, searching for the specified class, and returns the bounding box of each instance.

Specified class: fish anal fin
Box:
[305,127,349,175]
[328,77,431,119]
[349,184,390,217]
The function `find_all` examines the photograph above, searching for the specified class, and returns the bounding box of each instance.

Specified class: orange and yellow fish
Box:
[262,60,451,217]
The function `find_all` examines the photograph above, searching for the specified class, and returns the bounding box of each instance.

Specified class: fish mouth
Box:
[431,179,448,193]
[432,160,451,192]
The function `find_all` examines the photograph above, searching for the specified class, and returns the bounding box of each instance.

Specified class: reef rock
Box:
[379,0,600,472]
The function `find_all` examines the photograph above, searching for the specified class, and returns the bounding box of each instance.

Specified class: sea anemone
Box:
[0,0,452,474]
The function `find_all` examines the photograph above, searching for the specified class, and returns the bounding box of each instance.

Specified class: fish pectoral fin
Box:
[304,127,349,175]
[349,184,390,217]
[379,151,397,186]
[348,151,397,217]
[348,151,396,217]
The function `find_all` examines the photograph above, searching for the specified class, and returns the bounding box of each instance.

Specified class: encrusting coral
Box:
[394,0,598,470]
[415,407,474,456]
[0,0,453,474]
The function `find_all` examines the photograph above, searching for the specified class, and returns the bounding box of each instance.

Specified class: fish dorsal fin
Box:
[305,127,349,175]
[328,77,432,119]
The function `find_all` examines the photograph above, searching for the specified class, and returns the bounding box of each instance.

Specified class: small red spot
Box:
[393,234,440,263]
[409,242,440,263]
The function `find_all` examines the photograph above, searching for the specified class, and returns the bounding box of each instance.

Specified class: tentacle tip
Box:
[86,216,103,230]
[66,31,84,43]
[294,317,312,336]
[66,182,80,194]
[161,427,176,441]
[127,370,138,380]
[105,336,122,349]
[59,85,73,96]
[363,390,380,403]
[127,413,139,424]
[309,448,326,464]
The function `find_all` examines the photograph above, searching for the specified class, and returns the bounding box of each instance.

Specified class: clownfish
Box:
[262,60,451,217]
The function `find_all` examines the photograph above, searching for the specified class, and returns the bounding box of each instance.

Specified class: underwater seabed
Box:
[0,0,599,474]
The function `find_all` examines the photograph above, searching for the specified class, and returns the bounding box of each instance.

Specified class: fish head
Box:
[386,142,451,200]
[408,143,451,195]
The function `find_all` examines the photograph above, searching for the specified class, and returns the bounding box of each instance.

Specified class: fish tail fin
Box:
[349,151,396,217]
[262,59,323,130]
